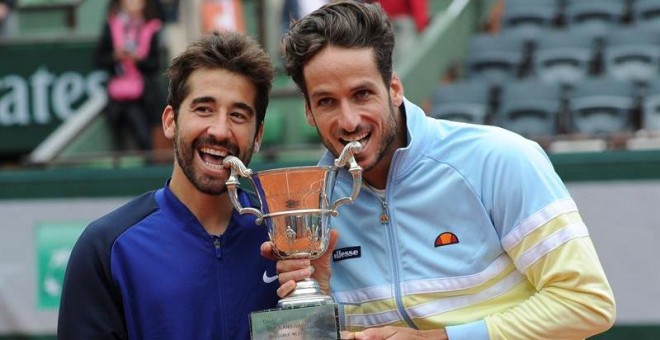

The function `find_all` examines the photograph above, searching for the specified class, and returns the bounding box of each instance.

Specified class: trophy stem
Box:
[277,278,334,309]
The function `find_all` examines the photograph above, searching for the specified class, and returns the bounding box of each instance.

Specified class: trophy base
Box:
[250,279,340,339]
[250,303,340,340]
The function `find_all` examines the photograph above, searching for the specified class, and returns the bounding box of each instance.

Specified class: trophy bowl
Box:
[250,165,334,260]
[223,142,362,311]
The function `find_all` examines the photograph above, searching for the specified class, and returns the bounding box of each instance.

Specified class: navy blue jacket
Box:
[58,184,279,339]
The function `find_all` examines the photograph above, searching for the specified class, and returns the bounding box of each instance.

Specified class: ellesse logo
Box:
[434,232,459,247]
[332,246,361,262]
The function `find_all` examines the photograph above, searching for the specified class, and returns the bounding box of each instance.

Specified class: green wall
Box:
[3,149,660,200]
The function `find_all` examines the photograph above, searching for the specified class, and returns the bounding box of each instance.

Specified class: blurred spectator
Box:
[280,0,330,36]
[200,0,245,34]
[0,0,17,37]
[369,0,430,64]
[95,0,166,154]
[280,0,300,35]
[375,0,429,32]
[484,0,504,33]
[155,0,179,23]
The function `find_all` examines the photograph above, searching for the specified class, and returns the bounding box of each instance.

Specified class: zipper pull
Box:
[379,199,389,224]
[213,236,222,259]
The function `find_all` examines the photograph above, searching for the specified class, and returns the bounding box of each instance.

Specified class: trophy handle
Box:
[332,141,363,211]
[222,156,264,223]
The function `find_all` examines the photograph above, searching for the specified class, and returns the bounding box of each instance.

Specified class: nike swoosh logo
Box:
[262,270,278,284]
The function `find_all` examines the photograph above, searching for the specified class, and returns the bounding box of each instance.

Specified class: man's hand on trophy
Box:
[260,229,339,298]
[342,326,448,340]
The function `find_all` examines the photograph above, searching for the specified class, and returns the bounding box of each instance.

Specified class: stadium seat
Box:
[500,0,559,40]
[632,0,660,30]
[568,76,636,135]
[494,79,562,138]
[641,77,660,131]
[430,80,492,124]
[531,28,595,86]
[602,25,660,84]
[564,0,626,41]
[464,33,526,86]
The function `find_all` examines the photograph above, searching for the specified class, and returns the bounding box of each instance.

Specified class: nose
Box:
[206,113,231,139]
[337,101,360,133]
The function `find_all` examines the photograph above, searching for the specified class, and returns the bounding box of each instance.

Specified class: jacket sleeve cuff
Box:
[445,319,488,340]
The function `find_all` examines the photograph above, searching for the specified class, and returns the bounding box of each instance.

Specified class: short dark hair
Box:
[282,1,395,99]
[166,31,273,126]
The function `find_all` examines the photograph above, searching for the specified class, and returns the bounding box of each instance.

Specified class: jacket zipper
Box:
[213,236,222,259]
[378,195,416,329]
[379,199,389,224]
[213,234,226,338]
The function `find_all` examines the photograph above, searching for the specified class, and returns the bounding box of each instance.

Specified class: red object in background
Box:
[376,0,430,32]
[201,0,245,34]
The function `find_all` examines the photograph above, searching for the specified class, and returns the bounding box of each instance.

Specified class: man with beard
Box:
[262,1,616,339]
[58,31,278,339]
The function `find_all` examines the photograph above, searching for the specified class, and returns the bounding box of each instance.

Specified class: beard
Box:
[173,127,255,195]
[367,103,398,172]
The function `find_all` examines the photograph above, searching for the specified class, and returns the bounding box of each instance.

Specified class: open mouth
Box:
[339,132,370,150]
[198,146,228,170]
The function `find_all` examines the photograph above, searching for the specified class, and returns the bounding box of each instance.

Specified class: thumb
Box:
[311,229,339,294]
[259,241,277,261]
[326,229,339,255]
[313,229,338,266]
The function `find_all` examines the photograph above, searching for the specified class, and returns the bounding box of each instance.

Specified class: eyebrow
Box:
[309,90,332,100]
[190,96,215,107]
[189,96,255,117]
[235,102,256,117]
[309,81,377,100]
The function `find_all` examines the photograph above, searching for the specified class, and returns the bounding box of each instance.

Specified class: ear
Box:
[254,122,264,153]
[390,72,404,108]
[305,101,316,127]
[162,105,176,139]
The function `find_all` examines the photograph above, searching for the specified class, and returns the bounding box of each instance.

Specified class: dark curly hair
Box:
[282,1,395,101]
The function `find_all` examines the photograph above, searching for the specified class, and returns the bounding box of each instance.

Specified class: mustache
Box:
[193,135,239,156]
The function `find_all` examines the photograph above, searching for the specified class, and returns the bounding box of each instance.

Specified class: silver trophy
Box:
[223,142,362,339]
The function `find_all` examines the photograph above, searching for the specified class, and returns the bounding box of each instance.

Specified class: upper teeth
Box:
[345,133,368,143]
[345,138,367,146]
[200,147,227,156]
